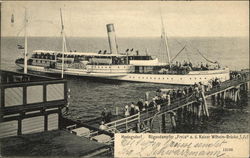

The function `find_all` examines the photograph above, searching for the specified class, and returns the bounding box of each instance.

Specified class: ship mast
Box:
[60,8,67,79]
[160,9,171,67]
[24,8,28,74]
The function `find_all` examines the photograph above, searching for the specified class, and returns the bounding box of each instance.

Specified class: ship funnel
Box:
[106,24,118,54]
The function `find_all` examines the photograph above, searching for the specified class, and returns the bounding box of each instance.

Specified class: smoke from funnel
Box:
[106,24,118,54]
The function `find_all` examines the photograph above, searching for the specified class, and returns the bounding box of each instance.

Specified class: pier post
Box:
[161,113,166,133]
[197,102,202,121]
[221,91,226,107]
[169,112,176,131]
[183,106,187,123]
[177,108,182,125]
[211,95,216,106]
[200,91,209,118]
[192,103,196,125]
[217,93,221,105]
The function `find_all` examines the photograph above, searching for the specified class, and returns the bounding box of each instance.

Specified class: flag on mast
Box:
[11,14,14,23]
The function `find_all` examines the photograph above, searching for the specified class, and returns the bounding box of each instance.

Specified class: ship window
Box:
[180,78,182,80]
[200,78,202,79]
[163,78,164,80]
[205,78,207,79]
[146,77,148,79]
[138,77,140,79]
[190,78,192,80]
[158,78,160,79]
[167,78,169,80]
[171,78,173,80]
[109,66,111,68]
[195,78,196,80]
[142,77,144,79]
[150,77,152,79]
[118,66,119,68]
[40,60,42,63]
[154,78,156,79]
[124,66,126,68]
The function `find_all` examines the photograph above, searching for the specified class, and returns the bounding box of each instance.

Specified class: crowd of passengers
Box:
[161,61,221,74]
[122,80,222,118]
[99,77,223,127]
[99,72,248,130]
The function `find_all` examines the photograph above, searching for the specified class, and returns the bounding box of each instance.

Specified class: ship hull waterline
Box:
[16,64,230,85]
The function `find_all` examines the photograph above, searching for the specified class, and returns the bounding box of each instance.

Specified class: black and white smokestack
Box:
[106,24,118,54]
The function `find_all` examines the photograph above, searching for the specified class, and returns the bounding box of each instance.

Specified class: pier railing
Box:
[99,77,249,134]
[104,113,140,132]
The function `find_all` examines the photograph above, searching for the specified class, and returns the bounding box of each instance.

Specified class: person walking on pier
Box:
[124,105,130,117]
[130,102,135,115]
[101,108,108,123]
[135,105,140,114]
[167,91,171,106]
[99,121,108,130]
[144,100,149,111]
[137,99,144,111]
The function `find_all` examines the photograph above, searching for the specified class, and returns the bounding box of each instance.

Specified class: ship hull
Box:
[16,64,230,85]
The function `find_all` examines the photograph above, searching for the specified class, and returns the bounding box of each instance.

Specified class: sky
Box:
[1,1,249,37]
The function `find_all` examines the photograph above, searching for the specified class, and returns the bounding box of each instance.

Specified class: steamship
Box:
[15,10,230,85]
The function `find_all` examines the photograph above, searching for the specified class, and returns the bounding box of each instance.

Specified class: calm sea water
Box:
[1,36,249,133]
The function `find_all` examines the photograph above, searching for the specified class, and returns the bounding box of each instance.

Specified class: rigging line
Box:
[16,24,26,37]
[186,43,216,63]
[195,48,217,64]
[170,45,186,62]
[185,47,191,62]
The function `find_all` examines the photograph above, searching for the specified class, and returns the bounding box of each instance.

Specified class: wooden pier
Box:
[63,75,249,138]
